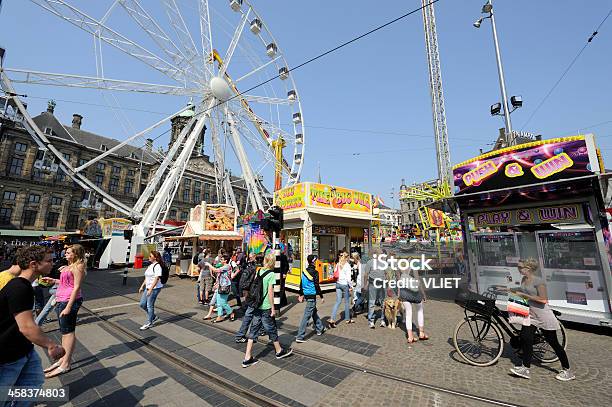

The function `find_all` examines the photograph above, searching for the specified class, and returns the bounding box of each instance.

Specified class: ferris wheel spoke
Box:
[4,69,200,96]
[29,0,187,84]
[241,94,293,105]
[219,8,250,78]
[208,108,227,202]
[75,106,191,173]
[234,55,281,83]
[161,0,203,75]
[117,0,205,85]
[225,106,266,211]
[198,0,215,77]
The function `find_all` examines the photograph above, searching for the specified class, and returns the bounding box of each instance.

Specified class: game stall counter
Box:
[164,202,242,277]
[451,134,612,326]
[273,183,374,292]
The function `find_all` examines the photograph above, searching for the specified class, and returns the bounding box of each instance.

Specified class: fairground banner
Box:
[473,204,585,227]
[308,183,372,213]
[452,135,600,195]
[274,184,306,211]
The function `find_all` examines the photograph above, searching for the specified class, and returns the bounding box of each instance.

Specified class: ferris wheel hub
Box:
[210,76,233,101]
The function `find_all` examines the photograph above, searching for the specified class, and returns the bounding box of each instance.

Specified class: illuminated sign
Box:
[274,184,306,211]
[452,136,597,195]
[473,204,583,227]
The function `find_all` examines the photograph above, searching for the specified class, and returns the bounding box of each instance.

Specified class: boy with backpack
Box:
[296,255,325,342]
[235,253,265,342]
[241,252,292,367]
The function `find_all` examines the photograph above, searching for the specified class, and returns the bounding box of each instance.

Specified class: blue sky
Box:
[2,1,611,209]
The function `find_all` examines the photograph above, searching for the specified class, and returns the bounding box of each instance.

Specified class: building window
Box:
[125,179,134,194]
[0,208,12,224]
[109,177,119,193]
[204,192,210,201]
[14,142,28,153]
[2,191,16,201]
[46,212,59,228]
[66,214,79,230]
[44,127,53,135]
[56,169,66,182]
[36,150,45,160]
[184,178,191,187]
[50,196,63,206]
[193,190,201,203]
[169,209,177,219]
[23,210,37,227]
[141,171,149,179]
[112,165,121,174]
[62,152,71,162]
[94,174,104,187]
[180,211,189,221]
[96,162,106,172]
[128,169,135,177]
[78,158,87,167]
[183,189,190,202]
[8,157,24,175]
[32,168,43,180]
[71,199,81,209]
[28,194,41,204]
[194,180,201,189]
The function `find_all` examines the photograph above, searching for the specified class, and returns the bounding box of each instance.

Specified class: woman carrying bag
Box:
[206,255,235,323]
[505,259,574,381]
[397,264,428,344]
[328,251,354,327]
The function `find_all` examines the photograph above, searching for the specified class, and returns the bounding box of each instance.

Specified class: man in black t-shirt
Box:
[0,246,65,391]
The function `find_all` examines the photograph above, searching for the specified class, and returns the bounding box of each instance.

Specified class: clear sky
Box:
[2,1,611,209]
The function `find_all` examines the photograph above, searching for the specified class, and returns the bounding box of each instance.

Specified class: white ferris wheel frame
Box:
[2,0,306,238]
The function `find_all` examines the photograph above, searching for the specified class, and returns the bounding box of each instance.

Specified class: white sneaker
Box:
[555,369,576,381]
[151,316,160,326]
[510,366,530,379]
[369,322,375,329]
[295,338,306,343]
[380,321,386,328]
[139,323,151,331]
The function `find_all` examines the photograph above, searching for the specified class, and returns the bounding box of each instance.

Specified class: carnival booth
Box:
[165,203,242,277]
[97,218,132,269]
[274,183,374,291]
[452,134,612,326]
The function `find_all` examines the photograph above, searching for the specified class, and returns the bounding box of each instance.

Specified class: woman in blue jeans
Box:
[329,251,354,327]
[138,251,165,330]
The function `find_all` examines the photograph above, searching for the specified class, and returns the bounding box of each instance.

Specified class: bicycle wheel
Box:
[533,322,567,363]
[453,315,504,367]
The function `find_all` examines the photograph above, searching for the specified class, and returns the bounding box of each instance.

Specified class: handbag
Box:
[218,271,231,294]
[333,264,340,280]
[507,293,529,317]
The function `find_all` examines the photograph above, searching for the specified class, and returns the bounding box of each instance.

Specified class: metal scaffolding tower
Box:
[422,0,452,194]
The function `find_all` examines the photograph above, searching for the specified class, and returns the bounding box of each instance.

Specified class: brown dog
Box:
[383,297,402,329]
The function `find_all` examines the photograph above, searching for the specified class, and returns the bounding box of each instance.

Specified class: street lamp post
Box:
[474,1,514,145]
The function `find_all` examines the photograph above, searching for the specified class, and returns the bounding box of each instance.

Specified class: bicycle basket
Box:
[454,288,497,315]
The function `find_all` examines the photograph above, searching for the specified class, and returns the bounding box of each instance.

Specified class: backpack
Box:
[239,262,257,293]
[158,262,170,284]
[247,269,273,308]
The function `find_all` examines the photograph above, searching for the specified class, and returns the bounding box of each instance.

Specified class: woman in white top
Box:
[138,251,164,330]
[329,251,354,327]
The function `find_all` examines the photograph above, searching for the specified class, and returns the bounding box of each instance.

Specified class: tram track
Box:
[84,280,526,407]
[79,303,289,407]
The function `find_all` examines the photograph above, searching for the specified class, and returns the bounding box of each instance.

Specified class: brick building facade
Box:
[0,100,249,232]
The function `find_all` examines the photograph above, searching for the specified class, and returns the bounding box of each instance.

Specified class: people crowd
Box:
[1,240,574,391]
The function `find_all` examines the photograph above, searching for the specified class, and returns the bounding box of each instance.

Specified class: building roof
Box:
[32,111,159,164]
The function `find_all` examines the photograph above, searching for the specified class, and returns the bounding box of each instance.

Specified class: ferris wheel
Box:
[1,0,305,236]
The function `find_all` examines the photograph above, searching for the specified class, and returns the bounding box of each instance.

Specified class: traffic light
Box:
[262,205,283,233]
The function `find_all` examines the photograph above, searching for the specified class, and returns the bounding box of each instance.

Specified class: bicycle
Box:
[452,287,567,367]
